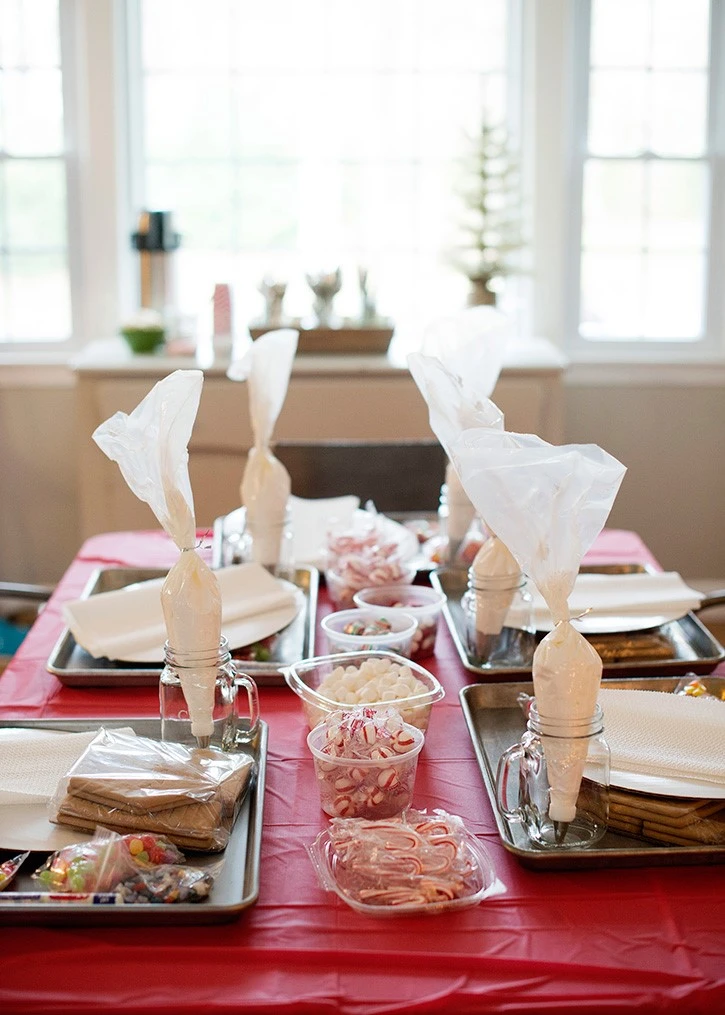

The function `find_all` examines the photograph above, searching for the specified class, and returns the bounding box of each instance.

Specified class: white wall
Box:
[564,379,725,578]
[1,373,724,585]
[0,372,80,585]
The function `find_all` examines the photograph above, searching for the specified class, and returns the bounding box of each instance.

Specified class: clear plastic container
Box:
[283,650,445,731]
[307,820,503,917]
[307,720,424,819]
[320,608,417,656]
[326,561,416,610]
[353,585,445,660]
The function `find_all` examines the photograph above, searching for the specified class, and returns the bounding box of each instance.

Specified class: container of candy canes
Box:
[353,584,445,661]
[284,651,445,731]
[307,707,424,819]
[308,808,504,916]
[320,608,417,656]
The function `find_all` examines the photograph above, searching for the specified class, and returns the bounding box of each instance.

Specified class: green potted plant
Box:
[120,309,166,354]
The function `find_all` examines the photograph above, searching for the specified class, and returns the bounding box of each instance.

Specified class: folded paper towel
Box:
[598,688,725,793]
[0,728,105,805]
[531,572,702,633]
[64,562,300,662]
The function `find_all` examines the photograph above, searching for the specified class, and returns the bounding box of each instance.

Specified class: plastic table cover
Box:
[0,529,723,1015]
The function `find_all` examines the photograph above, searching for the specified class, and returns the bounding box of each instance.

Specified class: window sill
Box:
[4,340,725,389]
[566,359,725,387]
[65,336,568,378]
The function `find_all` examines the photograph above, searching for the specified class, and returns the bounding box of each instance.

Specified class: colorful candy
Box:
[0,851,28,891]
[33,833,185,893]
[116,865,214,904]
[675,677,724,701]
[342,617,393,637]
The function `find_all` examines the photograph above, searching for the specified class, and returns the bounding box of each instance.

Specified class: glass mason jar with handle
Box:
[159,637,259,751]
[495,702,610,850]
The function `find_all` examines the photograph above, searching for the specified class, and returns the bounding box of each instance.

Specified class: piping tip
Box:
[553,820,570,845]
[196,735,211,749]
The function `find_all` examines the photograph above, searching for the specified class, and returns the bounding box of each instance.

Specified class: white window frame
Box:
[0,0,130,360]
[562,0,725,366]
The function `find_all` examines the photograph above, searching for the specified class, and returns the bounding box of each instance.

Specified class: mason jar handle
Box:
[495,743,526,821]
[231,664,260,742]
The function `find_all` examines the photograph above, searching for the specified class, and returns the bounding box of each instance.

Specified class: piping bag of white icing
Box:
[408,307,510,557]
[227,329,299,567]
[450,428,626,823]
[470,536,521,636]
[92,369,221,745]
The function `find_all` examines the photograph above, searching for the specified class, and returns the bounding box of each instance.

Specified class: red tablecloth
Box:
[1,530,723,1015]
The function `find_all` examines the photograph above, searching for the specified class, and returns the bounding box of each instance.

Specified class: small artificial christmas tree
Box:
[453,120,523,306]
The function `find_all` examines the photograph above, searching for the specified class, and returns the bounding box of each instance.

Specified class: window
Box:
[131,0,512,338]
[569,0,721,359]
[0,0,70,343]
[2,1,723,363]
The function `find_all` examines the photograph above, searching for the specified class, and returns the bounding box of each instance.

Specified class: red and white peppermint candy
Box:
[333,774,358,793]
[333,794,355,816]
[390,729,417,753]
[376,767,399,790]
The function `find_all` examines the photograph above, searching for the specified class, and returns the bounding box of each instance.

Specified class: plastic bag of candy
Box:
[0,851,29,891]
[32,827,184,893]
[674,675,725,701]
[116,863,218,904]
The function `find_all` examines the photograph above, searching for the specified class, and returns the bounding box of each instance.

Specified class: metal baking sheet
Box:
[0,717,267,924]
[460,678,724,870]
[47,565,318,687]
[432,564,725,681]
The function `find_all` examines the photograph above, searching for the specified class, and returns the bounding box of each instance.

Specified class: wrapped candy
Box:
[450,428,626,827]
[33,828,183,893]
[93,369,221,744]
[408,306,509,561]
[227,328,299,567]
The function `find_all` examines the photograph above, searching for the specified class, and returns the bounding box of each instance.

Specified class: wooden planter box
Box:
[249,322,394,355]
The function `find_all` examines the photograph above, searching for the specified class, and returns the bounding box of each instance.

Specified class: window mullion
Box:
[60,0,126,347]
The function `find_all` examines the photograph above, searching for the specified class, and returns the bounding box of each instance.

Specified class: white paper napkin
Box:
[531,572,702,632]
[63,563,300,662]
[598,688,725,792]
[0,728,133,805]
[288,494,360,566]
